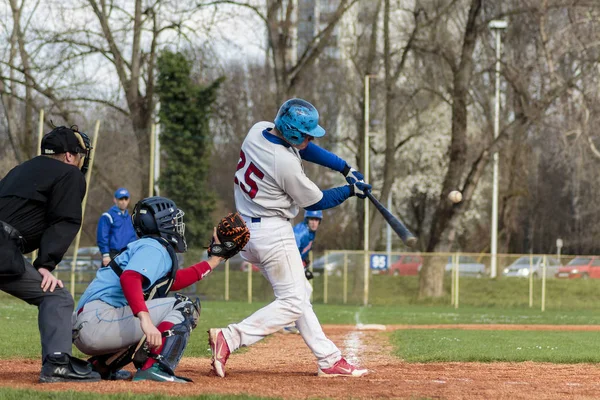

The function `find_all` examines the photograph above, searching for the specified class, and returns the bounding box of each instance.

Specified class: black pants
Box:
[0,256,74,362]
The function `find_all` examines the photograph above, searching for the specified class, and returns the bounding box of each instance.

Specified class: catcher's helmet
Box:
[274,98,325,146]
[304,210,323,221]
[132,196,187,253]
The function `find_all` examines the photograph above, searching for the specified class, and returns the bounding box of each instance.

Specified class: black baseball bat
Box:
[365,191,418,248]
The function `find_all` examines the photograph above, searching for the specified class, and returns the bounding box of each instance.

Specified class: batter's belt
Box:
[241,215,290,227]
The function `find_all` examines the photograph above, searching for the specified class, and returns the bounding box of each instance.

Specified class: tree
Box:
[156,50,223,246]
[41,0,220,196]
[200,0,359,103]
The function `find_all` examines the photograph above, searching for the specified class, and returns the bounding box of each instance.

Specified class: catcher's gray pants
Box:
[72,298,186,356]
[0,259,74,362]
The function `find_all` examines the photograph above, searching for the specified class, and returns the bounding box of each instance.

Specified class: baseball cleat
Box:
[133,364,188,383]
[39,354,101,383]
[88,355,132,380]
[317,357,368,377]
[208,328,230,377]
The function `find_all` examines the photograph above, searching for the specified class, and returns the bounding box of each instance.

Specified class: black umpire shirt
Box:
[0,156,86,272]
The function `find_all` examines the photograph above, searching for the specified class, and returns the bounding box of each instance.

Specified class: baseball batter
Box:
[209,98,371,378]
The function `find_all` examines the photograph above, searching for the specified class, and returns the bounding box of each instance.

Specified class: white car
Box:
[502,256,561,278]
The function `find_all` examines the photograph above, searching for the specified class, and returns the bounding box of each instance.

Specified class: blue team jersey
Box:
[96,205,137,254]
[77,238,173,310]
[293,221,315,261]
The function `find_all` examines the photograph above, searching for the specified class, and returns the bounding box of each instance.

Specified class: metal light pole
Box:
[363,74,372,306]
[489,19,508,279]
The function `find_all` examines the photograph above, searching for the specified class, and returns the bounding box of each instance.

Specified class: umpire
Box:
[0,126,100,383]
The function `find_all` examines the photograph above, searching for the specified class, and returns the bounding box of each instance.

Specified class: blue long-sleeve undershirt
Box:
[306,185,353,211]
[299,142,349,173]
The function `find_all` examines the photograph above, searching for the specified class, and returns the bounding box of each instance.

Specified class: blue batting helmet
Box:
[274,99,326,146]
[304,210,323,221]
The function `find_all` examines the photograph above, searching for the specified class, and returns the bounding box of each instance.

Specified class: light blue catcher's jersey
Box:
[76,238,173,310]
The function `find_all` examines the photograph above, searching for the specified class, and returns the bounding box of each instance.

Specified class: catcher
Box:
[72,196,249,382]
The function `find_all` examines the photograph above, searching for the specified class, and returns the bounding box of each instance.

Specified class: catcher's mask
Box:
[41,125,93,175]
[132,196,187,253]
[274,98,325,146]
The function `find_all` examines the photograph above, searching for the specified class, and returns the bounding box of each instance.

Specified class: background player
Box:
[209,98,371,378]
[294,210,323,281]
[97,187,137,266]
[282,210,323,334]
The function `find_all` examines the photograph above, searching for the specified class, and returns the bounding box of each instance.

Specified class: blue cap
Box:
[114,188,130,199]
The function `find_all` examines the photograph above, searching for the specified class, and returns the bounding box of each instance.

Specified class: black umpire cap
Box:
[40,127,87,155]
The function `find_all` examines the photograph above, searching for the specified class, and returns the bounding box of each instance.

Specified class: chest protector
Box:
[108,236,178,301]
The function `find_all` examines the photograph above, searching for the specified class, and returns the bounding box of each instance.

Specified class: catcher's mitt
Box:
[208,212,250,259]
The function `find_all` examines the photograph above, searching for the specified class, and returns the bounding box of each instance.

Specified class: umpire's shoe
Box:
[39,353,101,383]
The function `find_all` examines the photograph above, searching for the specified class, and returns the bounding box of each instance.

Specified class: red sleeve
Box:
[171,261,213,291]
[120,270,149,315]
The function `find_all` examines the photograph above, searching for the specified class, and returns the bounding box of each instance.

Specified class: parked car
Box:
[556,256,600,279]
[444,255,486,277]
[312,253,346,276]
[502,256,561,278]
[57,246,102,271]
[388,255,423,276]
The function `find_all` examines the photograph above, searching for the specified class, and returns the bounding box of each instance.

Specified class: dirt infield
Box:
[2,324,600,399]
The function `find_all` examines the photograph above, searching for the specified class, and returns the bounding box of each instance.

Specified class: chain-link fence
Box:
[54,249,600,310]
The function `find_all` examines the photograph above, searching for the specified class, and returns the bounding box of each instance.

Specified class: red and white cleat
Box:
[208,328,230,378]
[317,357,368,377]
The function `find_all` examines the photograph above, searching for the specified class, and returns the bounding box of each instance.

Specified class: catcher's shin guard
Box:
[155,296,201,375]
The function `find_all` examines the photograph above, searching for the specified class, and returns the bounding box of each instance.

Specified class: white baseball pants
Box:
[222,215,341,369]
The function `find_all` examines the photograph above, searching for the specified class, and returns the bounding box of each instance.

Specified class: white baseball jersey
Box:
[234,121,323,219]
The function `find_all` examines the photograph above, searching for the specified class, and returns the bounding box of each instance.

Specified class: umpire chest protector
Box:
[108,236,179,300]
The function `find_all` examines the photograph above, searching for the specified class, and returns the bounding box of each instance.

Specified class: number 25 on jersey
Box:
[235,150,265,199]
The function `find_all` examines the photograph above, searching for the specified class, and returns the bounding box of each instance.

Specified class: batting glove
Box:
[350,181,372,199]
[304,269,314,280]
[343,166,365,185]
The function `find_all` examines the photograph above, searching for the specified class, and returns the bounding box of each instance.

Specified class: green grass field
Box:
[394,329,600,363]
[3,275,600,399]
[3,295,600,360]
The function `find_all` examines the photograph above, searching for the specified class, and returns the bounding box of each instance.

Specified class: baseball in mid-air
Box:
[448,190,463,203]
